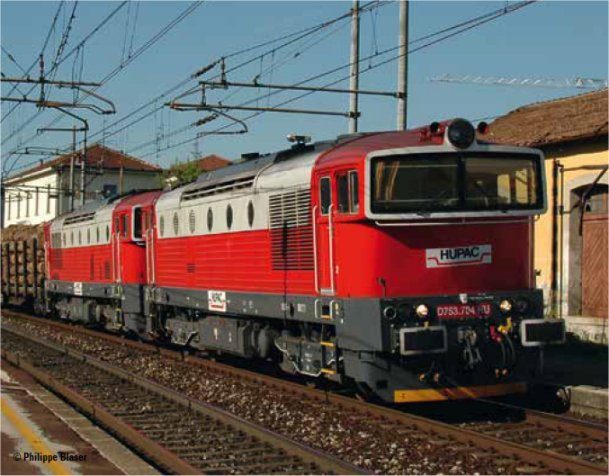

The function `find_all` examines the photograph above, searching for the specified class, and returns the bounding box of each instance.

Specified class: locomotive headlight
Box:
[499,299,513,313]
[415,304,429,319]
[383,306,397,320]
[447,118,475,149]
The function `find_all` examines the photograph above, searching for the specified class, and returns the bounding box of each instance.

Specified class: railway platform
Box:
[1,360,159,475]
[543,338,608,419]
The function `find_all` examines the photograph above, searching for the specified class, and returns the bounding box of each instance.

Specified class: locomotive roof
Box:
[189,140,336,189]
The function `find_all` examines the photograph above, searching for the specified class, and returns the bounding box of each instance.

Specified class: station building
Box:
[487,88,608,343]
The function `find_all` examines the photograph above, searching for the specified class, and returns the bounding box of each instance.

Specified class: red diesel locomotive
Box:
[43,119,565,403]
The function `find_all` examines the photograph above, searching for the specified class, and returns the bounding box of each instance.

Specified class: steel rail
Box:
[3,310,607,475]
[1,332,200,475]
[1,324,365,475]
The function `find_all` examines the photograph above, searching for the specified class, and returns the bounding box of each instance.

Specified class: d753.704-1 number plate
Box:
[436,303,492,319]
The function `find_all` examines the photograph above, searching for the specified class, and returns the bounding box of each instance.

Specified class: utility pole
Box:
[70,128,76,212]
[396,0,409,130]
[81,129,87,207]
[0,175,5,229]
[349,0,360,133]
[1,63,115,211]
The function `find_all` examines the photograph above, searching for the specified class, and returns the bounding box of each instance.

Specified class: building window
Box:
[16,193,21,219]
[247,201,255,228]
[25,193,30,217]
[226,204,233,230]
[46,184,51,214]
[189,210,196,234]
[103,184,117,197]
[207,208,213,232]
[173,212,179,235]
[7,197,11,220]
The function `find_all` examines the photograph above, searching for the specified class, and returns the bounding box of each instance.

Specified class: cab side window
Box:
[349,170,359,213]
[122,214,129,238]
[337,174,349,213]
[133,208,143,239]
[337,170,359,214]
[320,177,331,215]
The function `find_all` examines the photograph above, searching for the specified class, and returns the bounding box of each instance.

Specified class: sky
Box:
[1,0,607,174]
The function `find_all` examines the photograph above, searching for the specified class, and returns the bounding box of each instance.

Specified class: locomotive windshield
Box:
[371,152,543,214]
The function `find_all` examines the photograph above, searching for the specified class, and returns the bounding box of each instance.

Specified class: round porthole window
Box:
[70,231,74,245]
[189,210,196,234]
[226,204,233,230]
[106,225,110,241]
[207,208,213,232]
[96,227,100,243]
[87,228,91,244]
[159,216,165,237]
[247,201,254,228]
[78,230,82,245]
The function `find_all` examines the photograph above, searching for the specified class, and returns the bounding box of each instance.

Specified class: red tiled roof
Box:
[8,144,161,180]
[191,154,231,171]
[485,89,608,147]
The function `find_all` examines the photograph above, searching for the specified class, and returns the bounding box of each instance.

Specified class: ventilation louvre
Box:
[181,177,255,202]
[64,212,95,225]
[269,189,313,271]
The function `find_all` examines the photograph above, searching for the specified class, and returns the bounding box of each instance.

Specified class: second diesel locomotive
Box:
[42,118,565,403]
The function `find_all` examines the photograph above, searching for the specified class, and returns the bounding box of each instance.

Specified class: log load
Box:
[1,224,45,300]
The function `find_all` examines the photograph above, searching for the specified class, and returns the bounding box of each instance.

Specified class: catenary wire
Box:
[2,1,202,174]
[137,1,536,159]
[23,1,386,163]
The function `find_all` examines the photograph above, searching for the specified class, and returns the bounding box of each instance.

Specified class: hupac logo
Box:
[426,244,492,268]
[208,290,227,312]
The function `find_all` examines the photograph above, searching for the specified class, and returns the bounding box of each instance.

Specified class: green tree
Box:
[161,159,201,188]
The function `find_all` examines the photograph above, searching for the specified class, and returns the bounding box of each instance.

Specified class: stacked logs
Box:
[1,224,45,300]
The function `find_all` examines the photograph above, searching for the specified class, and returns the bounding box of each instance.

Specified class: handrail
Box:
[312,206,319,294]
[110,232,116,283]
[328,204,335,295]
[145,229,151,284]
[150,225,156,285]
[115,232,122,284]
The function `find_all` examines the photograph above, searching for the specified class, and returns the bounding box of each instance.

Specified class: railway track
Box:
[459,410,608,467]
[2,310,608,475]
[1,327,361,475]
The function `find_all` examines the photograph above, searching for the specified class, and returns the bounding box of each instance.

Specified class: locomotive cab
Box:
[309,119,565,402]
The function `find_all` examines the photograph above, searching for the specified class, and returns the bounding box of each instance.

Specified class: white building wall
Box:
[3,171,59,226]
[3,168,161,228]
